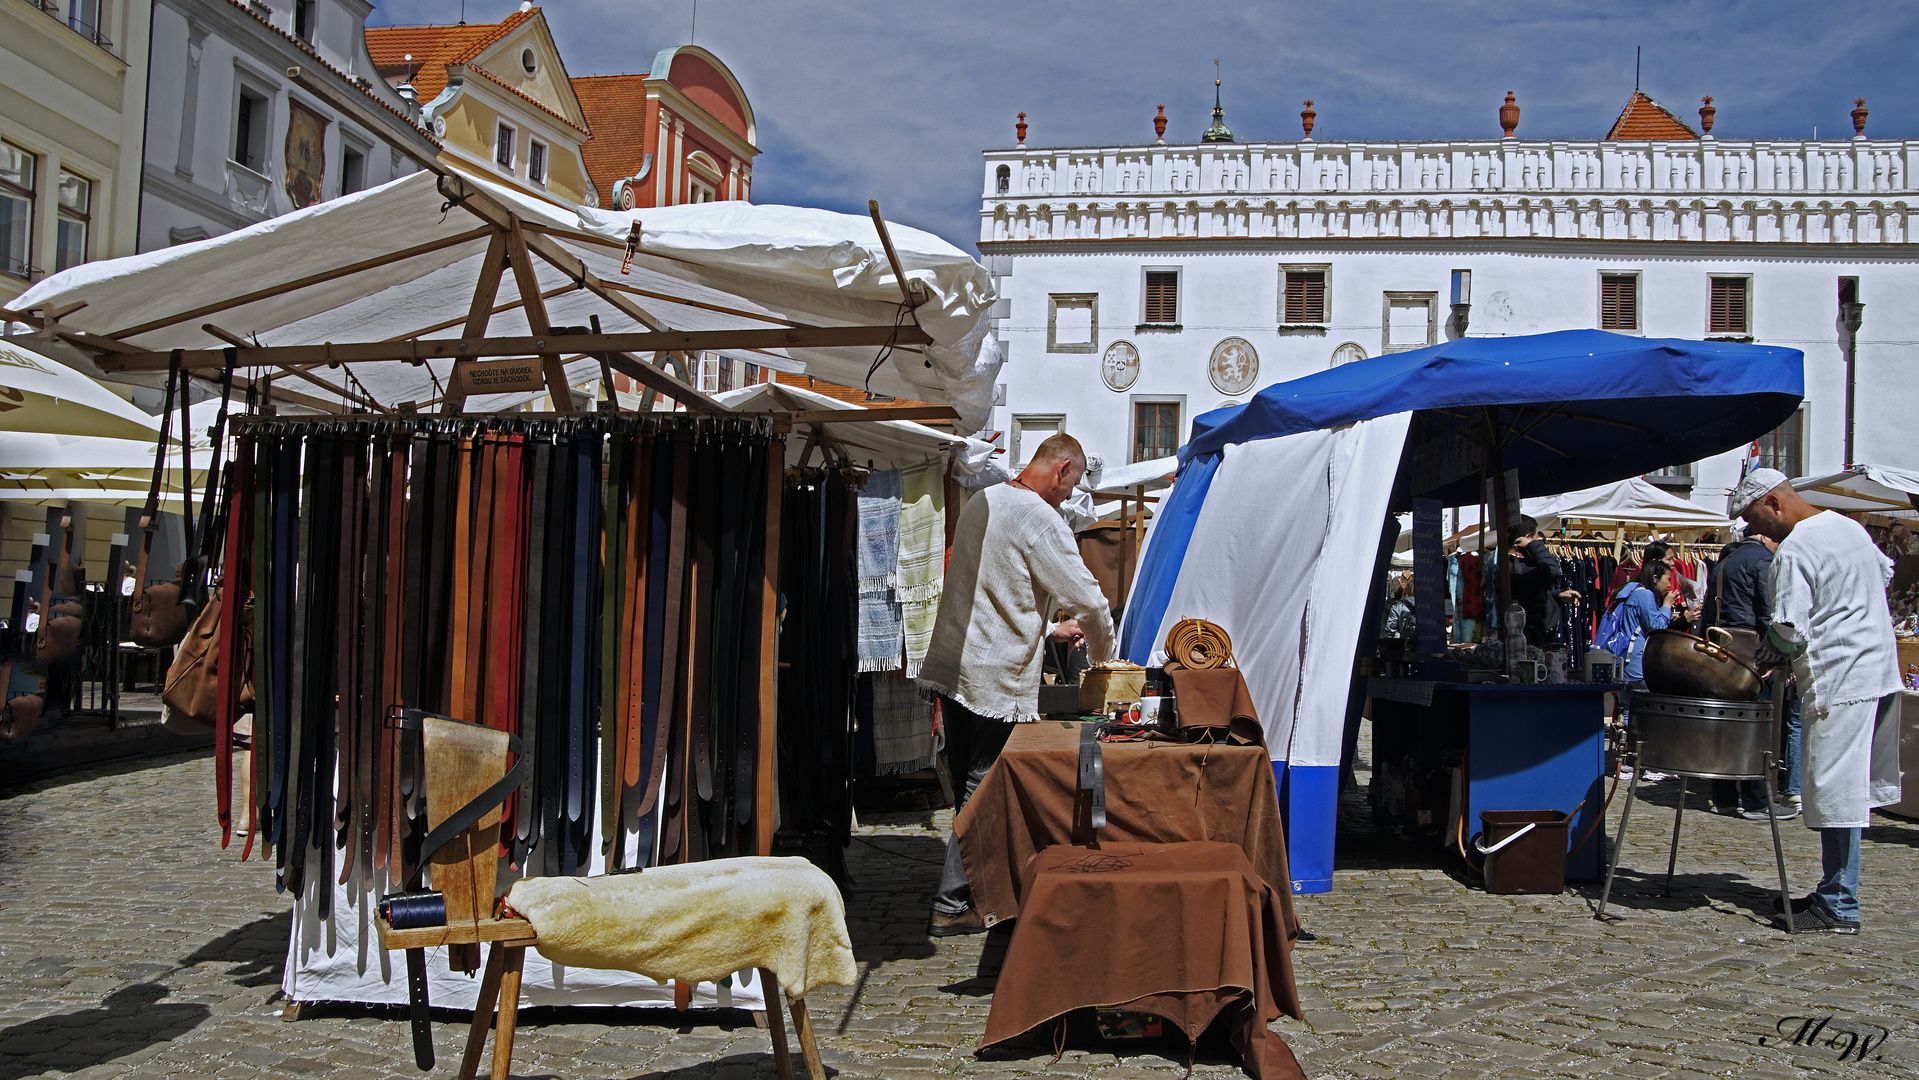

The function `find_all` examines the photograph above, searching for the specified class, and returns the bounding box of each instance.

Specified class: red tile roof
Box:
[572,74,651,206]
[1606,91,1698,141]
[365,9,534,104]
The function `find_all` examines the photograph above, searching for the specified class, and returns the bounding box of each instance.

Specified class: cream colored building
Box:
[0,0,150,305]
[367,7,596,208]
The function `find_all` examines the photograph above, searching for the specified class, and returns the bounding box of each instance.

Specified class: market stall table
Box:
[1366,679,1611,880]
[981,841,1304,1080]
[953,720,1299,929]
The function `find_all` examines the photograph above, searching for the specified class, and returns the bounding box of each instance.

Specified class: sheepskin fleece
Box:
[505,857,855,999]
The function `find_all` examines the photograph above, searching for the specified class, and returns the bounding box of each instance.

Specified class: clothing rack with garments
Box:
[217,415,782,990]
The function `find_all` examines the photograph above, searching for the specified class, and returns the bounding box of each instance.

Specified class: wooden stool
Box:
[373,712,825,1080]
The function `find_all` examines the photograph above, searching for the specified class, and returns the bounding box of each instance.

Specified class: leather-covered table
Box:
[980,841,1305,1080]
[953,720,1299,934]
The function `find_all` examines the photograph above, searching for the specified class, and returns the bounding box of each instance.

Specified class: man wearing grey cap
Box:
[1729,468,1903,934]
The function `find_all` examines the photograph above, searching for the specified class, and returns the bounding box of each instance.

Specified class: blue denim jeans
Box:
[1814,827,1862,923]
[931,698,1014,916]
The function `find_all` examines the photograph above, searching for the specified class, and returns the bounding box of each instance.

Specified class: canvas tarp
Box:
[1793,464,1919,520]
[8,167,999,428]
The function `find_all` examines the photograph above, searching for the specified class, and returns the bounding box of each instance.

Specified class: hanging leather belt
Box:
[599,435,628,863]
[564,426,599,875]
[658,433,693,863]
[516,435,550,870]
[377,436,410,875]
[215,435,253,849]
[448,435,476,720]
[733,437,768,834]
[334,437,366,883]
[620,438,652,836]
[537,429,571,878]
[490,433,526,857]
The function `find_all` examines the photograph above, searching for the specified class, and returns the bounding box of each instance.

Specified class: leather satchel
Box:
[2,689,43,740]
[131,554,201,649]
[33,518,85,668]
[162,586,223,734]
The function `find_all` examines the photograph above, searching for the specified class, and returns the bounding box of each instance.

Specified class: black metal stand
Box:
[1596,744,1794,934]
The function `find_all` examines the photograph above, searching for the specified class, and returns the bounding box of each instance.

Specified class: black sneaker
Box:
[1775,893,1815,915]
[1779,905,1860,934]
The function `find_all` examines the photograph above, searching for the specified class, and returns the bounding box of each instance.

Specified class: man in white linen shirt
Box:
[917,432,1116,936]
[1731,468,1903,934]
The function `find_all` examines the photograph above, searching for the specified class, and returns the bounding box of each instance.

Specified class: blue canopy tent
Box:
[1121,330,1804,893]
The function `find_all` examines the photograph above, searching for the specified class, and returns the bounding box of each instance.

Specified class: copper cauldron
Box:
[1641,628,1763,701]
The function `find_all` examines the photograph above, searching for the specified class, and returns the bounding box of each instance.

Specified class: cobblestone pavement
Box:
[2,731,1917,1080]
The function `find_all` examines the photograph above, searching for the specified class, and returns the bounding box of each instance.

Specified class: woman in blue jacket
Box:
[1616,562,1682,684]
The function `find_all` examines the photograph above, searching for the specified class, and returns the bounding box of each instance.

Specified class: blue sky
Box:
[373,1,1919,253]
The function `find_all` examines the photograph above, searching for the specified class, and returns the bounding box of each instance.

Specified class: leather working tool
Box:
[1077,721,1107,830]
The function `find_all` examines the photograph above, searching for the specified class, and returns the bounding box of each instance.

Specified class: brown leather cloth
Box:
[980,841,1304,1080]
[1074,523,1128,613]
[954,721,1299,931]
[1164,664,1263,745]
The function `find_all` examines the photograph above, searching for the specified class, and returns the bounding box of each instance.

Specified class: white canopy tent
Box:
[5,162,998,428]
[1417,476,1731,552]
[1793,464,1919,520]
[713,381,998,473]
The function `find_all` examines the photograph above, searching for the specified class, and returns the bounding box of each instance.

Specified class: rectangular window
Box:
[234,85,268,171]
[494,122,516,170]
[1281,267,1327,324]
[1133,401,1181,462]
[0,143,33,279]
[293,0,315,40]
[1382,291,1437,353]
[1142,269,1179,325]
[527,140,546,185]
[1046,293,1097,353]
[68,0,102,41]
[718,354,735,391]
[1709,276,1749,335]
[1754,409,1804,478]
[688,178,715,202]
[54,170,89,273]
[1600,273,1638,331]
[340,145,365,196]
[1012,413,1065,469]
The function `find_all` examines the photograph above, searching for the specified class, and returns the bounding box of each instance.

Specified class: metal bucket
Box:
[1631,692,1774,779]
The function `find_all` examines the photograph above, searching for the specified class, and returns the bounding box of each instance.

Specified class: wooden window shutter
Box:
[1285,271,1326,323]
[1709,277,1747,334]
[1145,271,1178,324]
[1600,275,1636,330]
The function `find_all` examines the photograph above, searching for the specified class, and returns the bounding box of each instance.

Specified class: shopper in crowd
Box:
[1613,562,1682,688]
[1507,515,1564,648]
[917,432,1115,936]
[1700,530,1798,820]
[1732,468,1903,934]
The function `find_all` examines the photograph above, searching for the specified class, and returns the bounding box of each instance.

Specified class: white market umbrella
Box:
[0,338,160,441]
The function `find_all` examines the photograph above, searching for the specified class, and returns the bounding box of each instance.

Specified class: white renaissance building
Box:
[978,91,1919,504]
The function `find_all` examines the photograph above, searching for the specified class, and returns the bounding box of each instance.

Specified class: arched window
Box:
[996,164,1010,193]
[685,150,724,203]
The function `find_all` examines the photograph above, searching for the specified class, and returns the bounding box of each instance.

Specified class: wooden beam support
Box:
[777,405,958,426]
[91,324,931,372]
[502,214,577,414]
[866,200,927,309]
[202,322,388,412]
[444,232,511,414]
